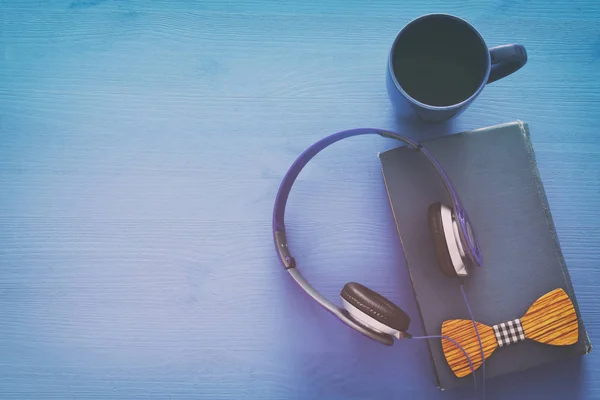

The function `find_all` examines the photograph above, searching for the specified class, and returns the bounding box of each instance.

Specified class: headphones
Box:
[272,128,483,346]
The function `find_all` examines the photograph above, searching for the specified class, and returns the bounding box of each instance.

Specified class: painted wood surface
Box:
[442,288,579,378]
[1,1,599,399]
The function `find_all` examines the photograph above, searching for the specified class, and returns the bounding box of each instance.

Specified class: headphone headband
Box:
[272,128,481,344]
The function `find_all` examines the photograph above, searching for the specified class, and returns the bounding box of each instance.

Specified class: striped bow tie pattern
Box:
[441,288,579,378]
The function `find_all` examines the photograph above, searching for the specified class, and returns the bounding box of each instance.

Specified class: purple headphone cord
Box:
[411,284,486,400]
[460,283,486,400]
[410,334,477,391]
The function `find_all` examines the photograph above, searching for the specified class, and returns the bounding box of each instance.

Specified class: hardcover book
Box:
[378,120,591,390]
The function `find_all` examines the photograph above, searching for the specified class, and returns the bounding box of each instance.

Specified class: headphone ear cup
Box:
[428,202,460,278]
[341,282,410,333]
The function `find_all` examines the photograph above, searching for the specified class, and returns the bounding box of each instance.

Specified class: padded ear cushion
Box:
[341,282,410,332]
[428,202,458,278]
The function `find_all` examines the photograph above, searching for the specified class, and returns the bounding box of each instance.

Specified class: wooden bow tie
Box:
[441,288,579,378]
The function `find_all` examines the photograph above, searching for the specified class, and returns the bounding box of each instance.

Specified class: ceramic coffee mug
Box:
[386,14,527,122]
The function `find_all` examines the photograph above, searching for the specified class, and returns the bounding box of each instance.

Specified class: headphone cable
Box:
[460,282,486,400]
[410,283,485,400]
[410,334,477,392]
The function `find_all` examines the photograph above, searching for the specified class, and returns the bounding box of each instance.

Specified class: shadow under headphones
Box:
[272,128,483,346]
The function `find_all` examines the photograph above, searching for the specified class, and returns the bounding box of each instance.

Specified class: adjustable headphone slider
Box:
[275,230,296,269]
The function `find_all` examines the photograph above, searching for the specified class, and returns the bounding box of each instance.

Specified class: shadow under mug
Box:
[386,14,527,122]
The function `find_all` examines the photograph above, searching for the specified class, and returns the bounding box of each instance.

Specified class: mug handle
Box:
[487,44,528,84]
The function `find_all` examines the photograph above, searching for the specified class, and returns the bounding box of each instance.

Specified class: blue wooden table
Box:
[1,1,599,399]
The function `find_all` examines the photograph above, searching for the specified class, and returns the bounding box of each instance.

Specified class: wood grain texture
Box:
[521,288,579,346]
[1,0,599,399]
[442,289,579,378]
[441,320,498,378]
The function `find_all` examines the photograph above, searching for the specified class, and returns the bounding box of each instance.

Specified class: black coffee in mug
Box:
[386,14,527,121]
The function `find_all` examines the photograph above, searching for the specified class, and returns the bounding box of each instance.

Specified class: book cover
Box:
[378,120,591,390]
